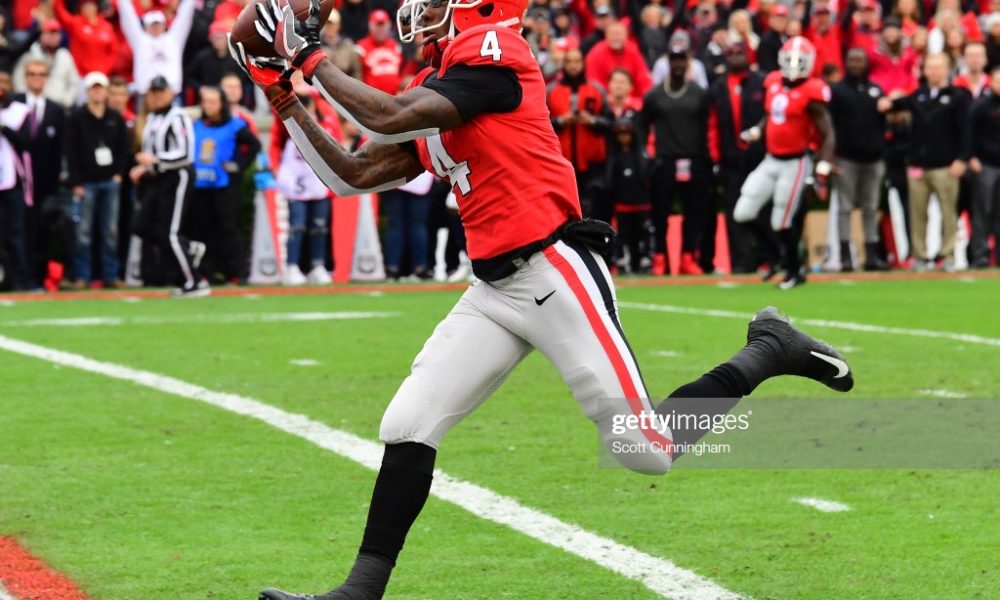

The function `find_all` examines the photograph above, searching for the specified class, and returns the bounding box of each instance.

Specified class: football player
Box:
[228,4,854,599]
[733,36,836,289]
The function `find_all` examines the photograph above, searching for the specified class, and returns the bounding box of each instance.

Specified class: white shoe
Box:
[306,265,332,285]
[283,265,307,286]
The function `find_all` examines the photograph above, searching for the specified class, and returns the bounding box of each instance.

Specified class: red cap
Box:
[772,5,789,17]
[369,9,391,24]
[42,19,62,32]
[208,20,228,37]
[860,0,878,10]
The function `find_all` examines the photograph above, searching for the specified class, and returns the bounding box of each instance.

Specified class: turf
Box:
[1,276,998,599]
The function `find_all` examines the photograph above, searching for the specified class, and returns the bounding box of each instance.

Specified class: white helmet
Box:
[778,36,816,81]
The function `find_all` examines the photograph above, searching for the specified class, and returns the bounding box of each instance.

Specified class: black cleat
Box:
[748,307,854,392]
[777,266,807,290]
[259,589,346,600]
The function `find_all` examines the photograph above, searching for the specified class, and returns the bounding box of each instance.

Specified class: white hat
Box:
[83,71,110,88]
[142,10,166,27]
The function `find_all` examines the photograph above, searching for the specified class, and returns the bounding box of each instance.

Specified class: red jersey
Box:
[355,37,403,95]
[410,26,581,261]
[763,71,830,157]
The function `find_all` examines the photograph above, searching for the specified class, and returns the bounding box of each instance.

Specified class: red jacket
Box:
[54,0,120,75]
[547,77,607,172]
[355,36,403,95]
[805,24,843,77]
[868,45,919,95]
[584,40,651,101]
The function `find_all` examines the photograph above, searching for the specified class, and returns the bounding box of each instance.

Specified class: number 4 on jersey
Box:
[426,135,472,195]
[480,30,502,62]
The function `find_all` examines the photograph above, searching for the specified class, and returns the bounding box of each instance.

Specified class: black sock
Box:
[654,365,747,451]
[326,443,435,599]
[359,442,436,565]
[779,227,801,276]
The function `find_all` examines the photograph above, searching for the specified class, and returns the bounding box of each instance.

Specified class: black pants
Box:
[187,184,244,281]
[133,168,197,287]
[650,157,712,256]
[0,184,30,290]
[616,210,653,272]
[721,166,780,273]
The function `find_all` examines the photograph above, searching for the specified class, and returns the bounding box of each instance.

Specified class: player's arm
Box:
[279,97,425,194]
[229,37,423,194]
[254,0,462,144]
[807,100,835,165]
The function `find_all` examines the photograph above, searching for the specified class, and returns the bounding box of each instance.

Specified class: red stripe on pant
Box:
[779,157,806,230]
[543,246,673,449]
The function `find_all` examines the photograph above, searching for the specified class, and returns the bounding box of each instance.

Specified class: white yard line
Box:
[792,497,851,513]
[0,581,16,600]
[918,389,968,399]
[619,302,1000,348]
[289,359,321,367]
[0,312,398,328]
[0,334,745,600]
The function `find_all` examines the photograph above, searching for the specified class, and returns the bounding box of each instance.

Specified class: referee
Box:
[130,75,209,297]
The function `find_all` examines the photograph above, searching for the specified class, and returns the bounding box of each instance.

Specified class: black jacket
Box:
[969,92,1000,167]
[890,84,972,168]
[64,105,129,187]
[12,93,64,199]
[757,30,785,74]
[708,70,766,170]
[830,77,886,163]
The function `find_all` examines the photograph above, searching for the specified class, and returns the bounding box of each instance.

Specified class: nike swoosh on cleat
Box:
[809,350,850,378]
[534,290,556,306]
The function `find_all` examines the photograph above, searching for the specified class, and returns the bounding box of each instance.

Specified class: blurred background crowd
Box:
[0,0,998,292]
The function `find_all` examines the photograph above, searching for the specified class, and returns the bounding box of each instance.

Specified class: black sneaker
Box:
[760,263,782,282]
[260,588,369,600]
[171,279,211,298]
[748,307,854,392]
[777,266,807,290]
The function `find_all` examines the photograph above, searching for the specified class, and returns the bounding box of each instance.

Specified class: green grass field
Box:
[1,276,998,599]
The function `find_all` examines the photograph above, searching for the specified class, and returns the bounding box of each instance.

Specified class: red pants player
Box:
[734,37,836,289]
[228,4,854,598]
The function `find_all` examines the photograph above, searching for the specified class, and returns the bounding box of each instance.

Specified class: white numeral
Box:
[426,135,472,195]
[480,30,502,62]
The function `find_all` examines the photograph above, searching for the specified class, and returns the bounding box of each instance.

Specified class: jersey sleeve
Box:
[422,65,522,122]
[807,80,832,104]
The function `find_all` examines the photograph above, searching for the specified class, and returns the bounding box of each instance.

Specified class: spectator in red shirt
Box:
[893,0,923,39]
[354,9,402,95]
[53,0,119,77]
[844,0,881,55]
[954,42,991,97]
[11,0,39,32]
[585,22,651,101]
[547,48,608,219]
[805,3,844,77]
[869,17,919,94]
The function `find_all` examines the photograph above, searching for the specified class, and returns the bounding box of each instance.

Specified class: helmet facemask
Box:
[397,0,483,43]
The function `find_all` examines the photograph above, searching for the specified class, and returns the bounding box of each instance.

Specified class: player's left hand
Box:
[814,160,833,201]
[256,0,324,73]
[228,34,290,87]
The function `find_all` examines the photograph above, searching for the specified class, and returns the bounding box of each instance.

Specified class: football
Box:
[229,0,336,58]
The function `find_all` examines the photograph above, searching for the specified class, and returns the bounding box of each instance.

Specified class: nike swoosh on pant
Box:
[809,350,850,378]
[535,290,556,306]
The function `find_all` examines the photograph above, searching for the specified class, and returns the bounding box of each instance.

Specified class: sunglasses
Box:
[26,71,49,77]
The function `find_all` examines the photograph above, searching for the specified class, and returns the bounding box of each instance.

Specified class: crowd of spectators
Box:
[1,0,999,292]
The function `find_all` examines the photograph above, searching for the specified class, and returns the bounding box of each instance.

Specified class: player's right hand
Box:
[256,0,324,75]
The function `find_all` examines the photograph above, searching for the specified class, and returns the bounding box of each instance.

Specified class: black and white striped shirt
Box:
[141,106,195,173]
